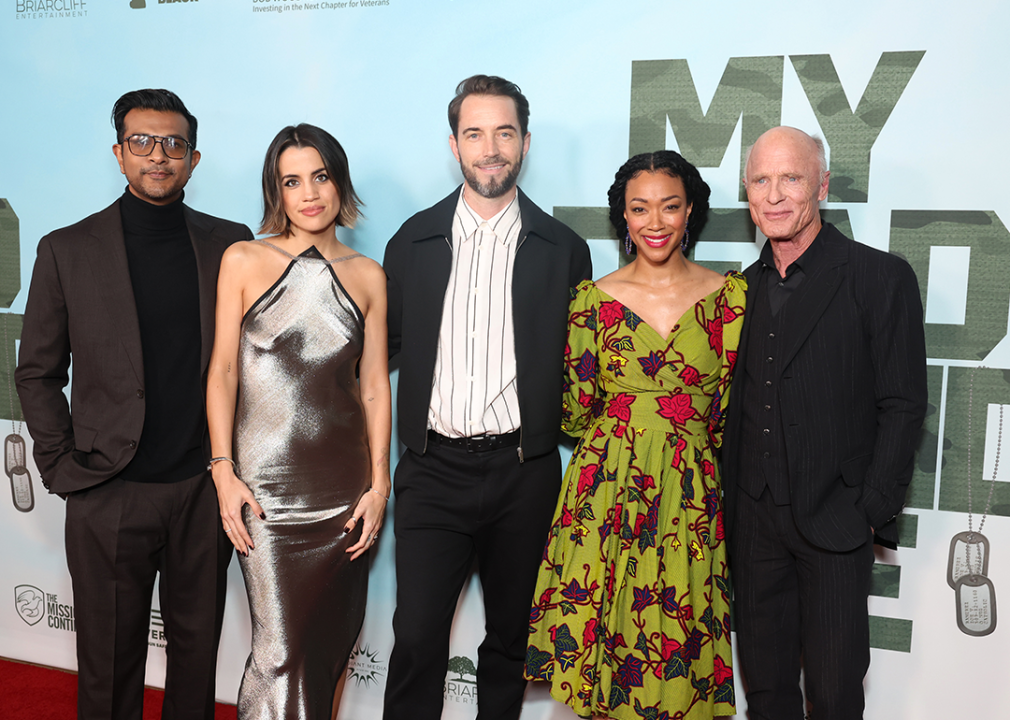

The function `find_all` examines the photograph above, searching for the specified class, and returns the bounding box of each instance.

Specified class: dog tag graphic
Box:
[947,531,990,589]
[6,434,34,513]
[955,574,997,636]
[10,466,33,512]
[5,433,25,476]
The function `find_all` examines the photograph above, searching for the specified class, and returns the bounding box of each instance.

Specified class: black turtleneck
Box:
[118,189,206,483]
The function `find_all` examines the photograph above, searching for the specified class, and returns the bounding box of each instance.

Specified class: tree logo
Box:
[444,655,478,705]
[447,655,476,683]
[346,644,386,687]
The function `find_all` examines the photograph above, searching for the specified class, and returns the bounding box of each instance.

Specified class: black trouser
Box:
[730,489,874,720]
[383,442,561,720]
[65,471,232,720]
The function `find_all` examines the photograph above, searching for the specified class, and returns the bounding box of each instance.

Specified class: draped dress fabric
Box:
[525,275,746,719]
[234,240,370,720]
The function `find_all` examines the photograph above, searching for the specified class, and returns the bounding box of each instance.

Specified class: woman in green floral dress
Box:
[525,151,746,719]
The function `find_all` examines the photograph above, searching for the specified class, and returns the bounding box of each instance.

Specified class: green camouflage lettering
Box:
[791,52,924,202]
[890,210,1010,360]
[629,57,783,201]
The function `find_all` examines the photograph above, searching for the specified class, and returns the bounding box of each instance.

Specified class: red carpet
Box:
[0,657,238,719]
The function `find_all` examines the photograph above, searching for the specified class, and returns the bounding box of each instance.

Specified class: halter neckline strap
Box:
[253,238,364,265]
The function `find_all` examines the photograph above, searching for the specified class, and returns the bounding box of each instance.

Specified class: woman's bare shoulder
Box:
[690,261,728,294]
[594,264,633,294]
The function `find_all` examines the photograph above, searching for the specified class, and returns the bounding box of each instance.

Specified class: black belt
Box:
[427,429,520,453]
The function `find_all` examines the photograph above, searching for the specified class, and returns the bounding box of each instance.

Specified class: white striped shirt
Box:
[428,189,522,438]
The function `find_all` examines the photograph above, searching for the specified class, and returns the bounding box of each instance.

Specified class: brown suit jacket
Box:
[15,198,252,496]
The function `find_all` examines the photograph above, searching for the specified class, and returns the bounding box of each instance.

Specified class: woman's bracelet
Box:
[208,457,237,471]
[369,487,389,501]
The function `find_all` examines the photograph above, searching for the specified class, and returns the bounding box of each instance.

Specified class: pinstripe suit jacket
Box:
[722,223,928,551]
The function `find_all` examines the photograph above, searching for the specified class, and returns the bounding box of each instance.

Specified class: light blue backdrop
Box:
[2,1,1009,717]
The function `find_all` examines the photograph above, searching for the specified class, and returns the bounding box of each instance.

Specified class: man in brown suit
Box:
[15,89,252,720]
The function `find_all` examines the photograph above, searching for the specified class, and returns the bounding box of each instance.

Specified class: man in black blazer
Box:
[15,89,252,720]
[722,126,927,720]
[382,75,591,720]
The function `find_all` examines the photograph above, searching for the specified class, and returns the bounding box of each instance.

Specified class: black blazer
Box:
[722,224,928,551]
[384,187,592,459]
[15,199,252,496]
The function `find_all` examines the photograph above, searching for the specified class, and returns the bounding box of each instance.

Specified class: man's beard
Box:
[460,153,523,199]
[136,167,184,201]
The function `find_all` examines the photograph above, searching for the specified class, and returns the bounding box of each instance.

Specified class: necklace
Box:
[947,366,998,636]
[3,313,34,512]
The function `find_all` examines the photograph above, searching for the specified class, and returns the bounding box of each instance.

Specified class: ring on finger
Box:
[224,528,232,533]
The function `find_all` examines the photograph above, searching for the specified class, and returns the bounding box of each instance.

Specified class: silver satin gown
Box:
[234,240,370,719]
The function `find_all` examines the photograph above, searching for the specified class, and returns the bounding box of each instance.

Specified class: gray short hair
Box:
[812,136,827,180]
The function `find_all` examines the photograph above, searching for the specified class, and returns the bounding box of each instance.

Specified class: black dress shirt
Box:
[736,229,830,503]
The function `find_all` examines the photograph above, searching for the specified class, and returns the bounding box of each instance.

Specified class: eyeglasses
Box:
[123,134,193,160]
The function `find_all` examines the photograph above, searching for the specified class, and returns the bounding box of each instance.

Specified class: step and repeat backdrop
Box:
[2,1,1009,717]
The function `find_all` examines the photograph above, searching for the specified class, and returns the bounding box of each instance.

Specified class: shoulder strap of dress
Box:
[326,252,364,265]
[252,238,297,260]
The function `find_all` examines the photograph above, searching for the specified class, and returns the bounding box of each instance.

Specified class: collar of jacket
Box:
[408,185,560,246]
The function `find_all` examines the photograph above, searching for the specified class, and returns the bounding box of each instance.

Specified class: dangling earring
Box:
[680,227,690,253]
[625,230,634,255]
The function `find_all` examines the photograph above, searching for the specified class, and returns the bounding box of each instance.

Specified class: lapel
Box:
[84,201,144,385]
[408,189,457,356]
[779,224,849,370]
[512,189,550,326]
[183,207,219,374]
[416,235,453,324]
[410,186,552,348]
[736,257,764,375]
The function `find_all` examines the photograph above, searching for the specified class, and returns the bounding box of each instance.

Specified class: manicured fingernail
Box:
[259,512,266,520]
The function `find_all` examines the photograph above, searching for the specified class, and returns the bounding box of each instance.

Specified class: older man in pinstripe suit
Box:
[722,126,927,720]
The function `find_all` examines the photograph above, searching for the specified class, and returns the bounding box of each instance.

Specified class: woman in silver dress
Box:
[206,124,391,719]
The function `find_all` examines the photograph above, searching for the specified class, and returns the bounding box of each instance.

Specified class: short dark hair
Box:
[260,124,363,236]
[111,89,198,148]
[607,151,711,253]
[448,75,530,138]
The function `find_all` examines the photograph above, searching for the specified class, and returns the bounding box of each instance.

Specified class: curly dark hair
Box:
[607,151,711,253]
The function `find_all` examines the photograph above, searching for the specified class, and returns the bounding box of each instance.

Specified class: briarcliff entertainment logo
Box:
[444,655,477,706]
[15,0,87,19]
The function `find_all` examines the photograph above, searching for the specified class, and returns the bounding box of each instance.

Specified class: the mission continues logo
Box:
[13,583,167,648]
[14,584,75,631]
